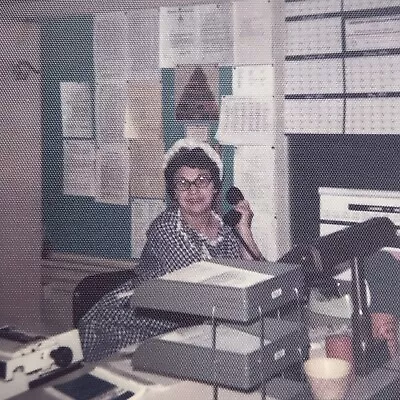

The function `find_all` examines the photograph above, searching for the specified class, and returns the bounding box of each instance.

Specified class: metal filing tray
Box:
[130,259,303,322]
[131,318,308,391]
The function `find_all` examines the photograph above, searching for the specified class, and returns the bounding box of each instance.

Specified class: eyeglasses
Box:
[175,174,212,191]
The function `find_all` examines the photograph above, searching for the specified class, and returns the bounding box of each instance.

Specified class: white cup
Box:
[304,357,351,400]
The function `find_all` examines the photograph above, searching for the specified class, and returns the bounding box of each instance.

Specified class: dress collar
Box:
[175,208,224,246]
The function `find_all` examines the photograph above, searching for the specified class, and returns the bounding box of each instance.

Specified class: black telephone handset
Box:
[222,186,244,227]
[223,187,264,261]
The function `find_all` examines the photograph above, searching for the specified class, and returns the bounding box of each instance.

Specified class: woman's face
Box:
[173,166,217,216]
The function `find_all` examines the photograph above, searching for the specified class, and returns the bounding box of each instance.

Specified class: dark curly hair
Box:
[164,147,222,202]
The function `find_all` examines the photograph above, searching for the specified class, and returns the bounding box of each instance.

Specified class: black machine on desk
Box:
[281,216,400,377]
[0,327,83,399]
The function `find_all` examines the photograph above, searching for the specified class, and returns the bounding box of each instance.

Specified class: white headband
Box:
[164,138,223,180]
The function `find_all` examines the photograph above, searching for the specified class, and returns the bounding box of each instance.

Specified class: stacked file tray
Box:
[130,259,308,391]
[130,258,304,321]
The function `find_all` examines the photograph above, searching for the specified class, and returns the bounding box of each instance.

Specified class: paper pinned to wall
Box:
[93,12,127,82]
[233,0,273,65]
[343,0,396,10]
[285,59,343,95]
[232,65,274,97]
[130,138,165,199]
[95,142,130,205]
[131,198,166,259]
[346,97,400,134]
[95,82,127,143]
[63,140,96,197]
[345,15,400,51]
[285,98,343,134]
[234,146,276,202]
[286,0,341,17]
[159,5,197,68]
[159,4,233,68]
[60,82,93,138]
[197,3,233,65]
[286,17,342,56]
[345,55,400,94]
[124,73,163,139]
[216,95,275,146]
[126,8,159,73]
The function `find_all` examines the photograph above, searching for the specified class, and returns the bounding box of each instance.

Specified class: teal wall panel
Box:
[41,17,131,259]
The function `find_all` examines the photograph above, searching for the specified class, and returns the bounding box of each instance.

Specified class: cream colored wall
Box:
[0,21,42,329]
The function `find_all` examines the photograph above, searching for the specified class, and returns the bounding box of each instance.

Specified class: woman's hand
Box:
[234,200,254,231]
[232,200,264,261]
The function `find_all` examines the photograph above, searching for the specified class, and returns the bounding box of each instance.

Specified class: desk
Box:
[9,353,400,400]
[8,354,307,400]
[5,312,400,400]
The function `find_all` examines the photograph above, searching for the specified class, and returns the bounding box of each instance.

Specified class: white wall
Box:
[0,21,42,329]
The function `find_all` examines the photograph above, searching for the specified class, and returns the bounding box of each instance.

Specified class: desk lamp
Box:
[302,217,398,376]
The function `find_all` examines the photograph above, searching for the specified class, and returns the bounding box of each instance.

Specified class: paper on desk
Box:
[161,260,273,288]
[159,324,269,354]
[334,268,352,281]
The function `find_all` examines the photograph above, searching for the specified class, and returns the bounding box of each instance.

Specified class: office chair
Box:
[72,269,137,328]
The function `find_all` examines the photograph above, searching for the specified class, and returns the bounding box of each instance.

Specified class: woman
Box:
[79,138,263,361]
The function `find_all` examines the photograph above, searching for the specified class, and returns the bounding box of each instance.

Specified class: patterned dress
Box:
[78,206,242,361]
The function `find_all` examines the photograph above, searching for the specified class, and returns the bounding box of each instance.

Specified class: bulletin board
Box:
[41,17,234,260]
